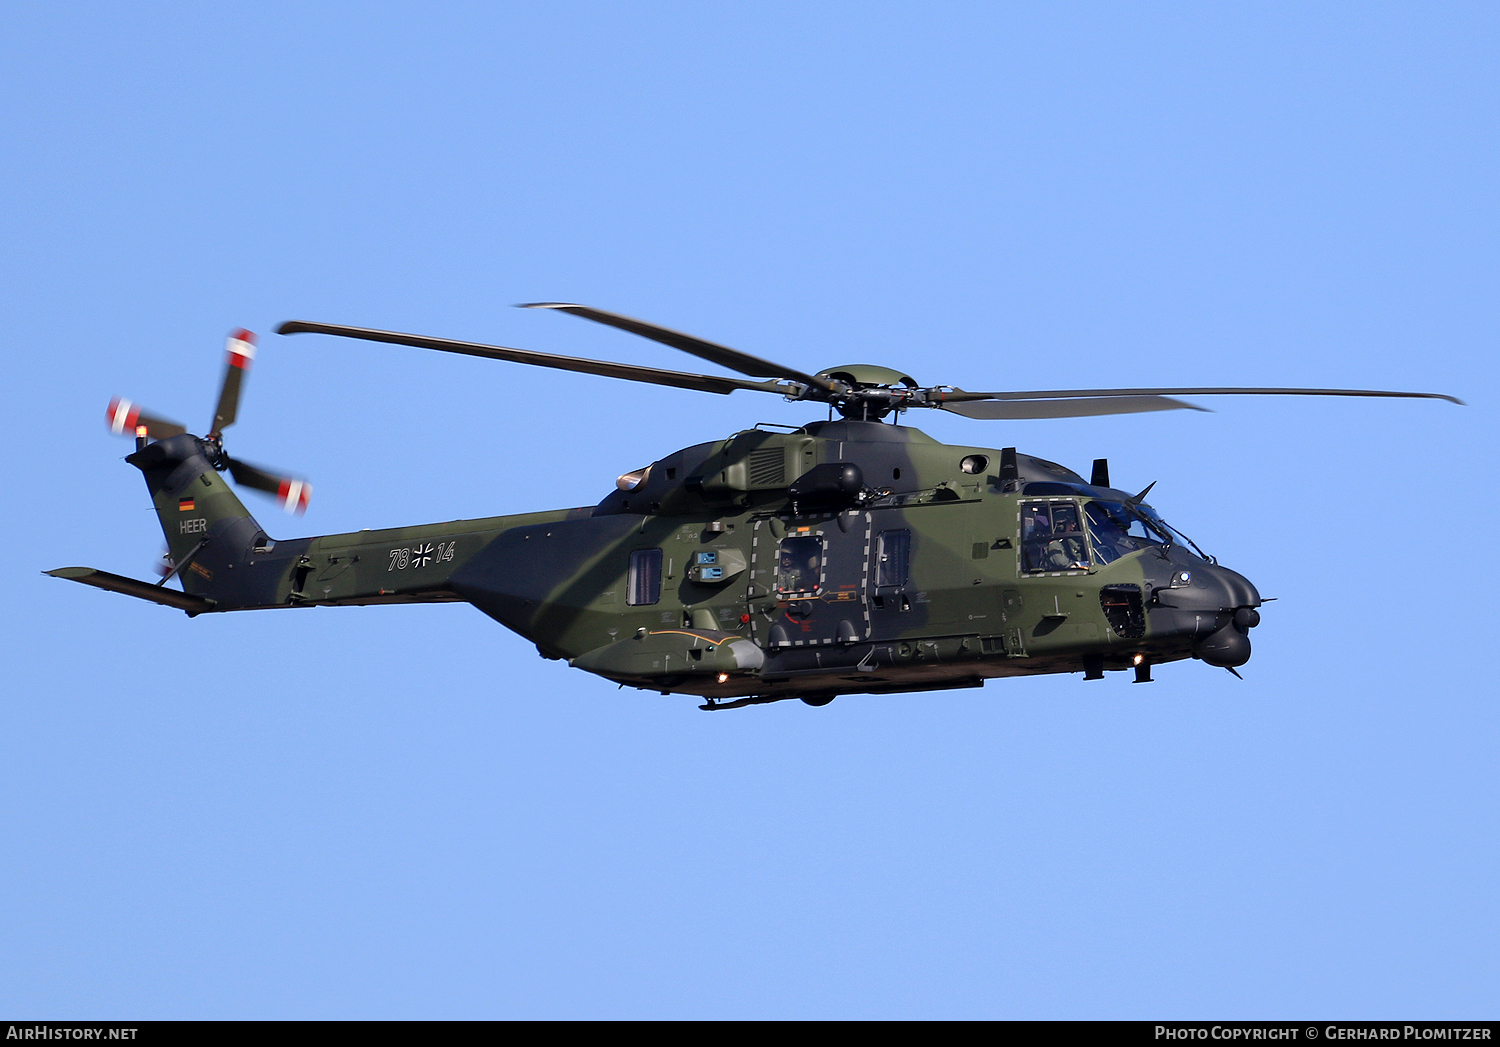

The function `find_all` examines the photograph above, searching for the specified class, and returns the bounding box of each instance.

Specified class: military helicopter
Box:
[51,305,1461,709]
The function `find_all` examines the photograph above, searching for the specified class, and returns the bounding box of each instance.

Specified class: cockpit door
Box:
[748,512,873,650]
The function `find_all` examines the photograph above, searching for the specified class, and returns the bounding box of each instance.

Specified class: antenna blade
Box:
[519,303,837,394]
[106,398,186,439]
[942,395,1204,419]
[943,386,1464,405]
[210,329,256,436]
[277,320,786,397]
[999,447,1019,489]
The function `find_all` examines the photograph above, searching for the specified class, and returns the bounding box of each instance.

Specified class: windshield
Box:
[1133,501,1215,562]
[1084,500,1164,565]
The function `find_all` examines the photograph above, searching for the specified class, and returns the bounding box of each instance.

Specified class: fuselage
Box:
[132,420,1261,705]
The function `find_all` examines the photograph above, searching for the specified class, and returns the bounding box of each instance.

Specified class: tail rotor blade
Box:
[275,477,311,515]
[209,329,256,436]
[222,455,280,493]
[106,397,186,439]
[224,456,311,514]
[274,477,311,515]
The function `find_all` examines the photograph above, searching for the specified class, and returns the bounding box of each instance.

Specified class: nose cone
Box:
[1191,564,1261,668]
[1209,564,1261,610]
[1155,562,1261,614]
[1151,562,1263,668]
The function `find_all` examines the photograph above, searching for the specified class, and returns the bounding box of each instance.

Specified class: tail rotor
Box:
[106,328,311,514]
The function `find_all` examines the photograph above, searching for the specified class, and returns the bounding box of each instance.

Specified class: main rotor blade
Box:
[940,386,1465,405]
[106,398,186,439]
[519,303,839,394]
[224,456,311,514]
[209,329,256,437]
[942,395,1206,420]
[277,320,785,397]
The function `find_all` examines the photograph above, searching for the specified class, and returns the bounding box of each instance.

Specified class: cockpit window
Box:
[1084,501,1163,565]
[1021,501,1090,572]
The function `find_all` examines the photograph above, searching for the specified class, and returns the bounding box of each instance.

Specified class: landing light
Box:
[716,673,729,684]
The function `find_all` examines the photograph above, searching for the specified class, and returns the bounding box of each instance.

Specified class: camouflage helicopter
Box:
[51,305,1460,709]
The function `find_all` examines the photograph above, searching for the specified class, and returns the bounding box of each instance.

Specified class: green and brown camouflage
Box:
[52,419,1262,708]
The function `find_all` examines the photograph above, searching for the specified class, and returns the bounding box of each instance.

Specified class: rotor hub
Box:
[816,365,920,420]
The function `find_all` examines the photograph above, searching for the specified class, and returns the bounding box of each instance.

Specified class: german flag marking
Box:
[178,497,195,512]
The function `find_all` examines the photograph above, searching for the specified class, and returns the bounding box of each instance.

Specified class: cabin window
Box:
[777,536,823,596]
[627,548,663,605]
[1021,501,1089,572]
[875,529,910,587]
[1083,501,1163,565]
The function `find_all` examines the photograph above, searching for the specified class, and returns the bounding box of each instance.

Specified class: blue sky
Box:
[2,2,1495,1018]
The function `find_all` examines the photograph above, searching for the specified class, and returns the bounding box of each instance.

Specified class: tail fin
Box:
[127,434,269,598]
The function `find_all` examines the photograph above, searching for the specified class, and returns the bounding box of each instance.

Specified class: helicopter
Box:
[50,305,1461,710]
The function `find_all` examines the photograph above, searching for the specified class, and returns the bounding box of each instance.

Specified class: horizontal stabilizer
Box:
[45,567,216,615]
